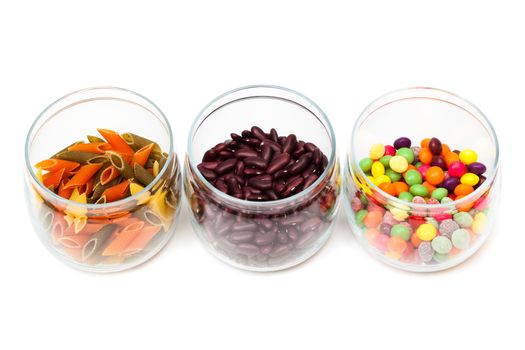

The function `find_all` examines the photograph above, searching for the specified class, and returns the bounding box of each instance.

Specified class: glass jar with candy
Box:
[25,87,181,272]
[344,87,500,272]
[184,85,340,271]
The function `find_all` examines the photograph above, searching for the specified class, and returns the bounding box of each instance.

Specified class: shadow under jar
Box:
[184,86,340,271]
[25,87,181,272]
[344,87,500,272]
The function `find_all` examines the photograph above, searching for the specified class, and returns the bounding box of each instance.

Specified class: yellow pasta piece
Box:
[130,182,151,205]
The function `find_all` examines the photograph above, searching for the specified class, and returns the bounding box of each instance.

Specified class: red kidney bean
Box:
[287,227,299,241]
[202,149,217,162]
[241,130,254,138]
[261,144,272,162]
[244,156,268,169]
[281,176,304,197]
[304,142,317,152]
[215,179,228,193]
[267,153,291,174]
[248,174,273,190]
[198,167,217,181]
[243,138,261,147]
[260,139,282,152]
[302,174,319,190]
[282,134,297,154]
[313,148,322,166]
[300,217,322,232]
[250,126,267,140]
[200,161,220,170]
[235,161,244,176]
[243,168,264,176]
[255,231,277,246]
[228,231,254,243]
[215,158,237,174]
[289,154,311,174]
[235,148,259,158]
[270,128,279,142]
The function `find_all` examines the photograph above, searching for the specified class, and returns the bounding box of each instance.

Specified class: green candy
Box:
[404,169,422,186]
[415,161,423,168]
[380,155,392,168]
[355,209,368,227]
[396,147,415,163]
[431,236,452,254]
[359,193,368,205]
[431,188,448,201]
[433,252,449,263]
[398,192,414,202]
[359,158,373,173]
[385,168,402,182]
[454,212,473,228]
[410,184,428,197]
[441,197,453,204]
[390,224,411,241]
[426,217,439,229]
[451,228,470,249]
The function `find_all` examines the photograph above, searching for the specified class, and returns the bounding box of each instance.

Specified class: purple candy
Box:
[394,137,411,149]
[428,137,442,155]
[431,155,447,170]
[442,177,460,192]
[468,162,486,175]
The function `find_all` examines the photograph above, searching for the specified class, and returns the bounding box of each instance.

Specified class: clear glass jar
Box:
[344,87,500,272]
[24,87,181,272]
[184,85,340,271]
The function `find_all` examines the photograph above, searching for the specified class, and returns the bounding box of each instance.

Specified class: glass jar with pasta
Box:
[24,87,181,272]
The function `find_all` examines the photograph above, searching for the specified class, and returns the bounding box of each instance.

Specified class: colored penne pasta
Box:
[107,151,134,179]
[132,143,154,167]
[54,151,102,164]
[63,163,104,189]
[68,142,112,154]
[134,163,155,186]
[97,128,135,155]
[101,179,130,203]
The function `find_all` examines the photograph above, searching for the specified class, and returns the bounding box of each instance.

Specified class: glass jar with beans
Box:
[344,87,500,272]
[184,86,340,271]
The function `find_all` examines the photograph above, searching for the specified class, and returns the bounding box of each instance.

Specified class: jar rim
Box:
[350,86,500,210]
[187,84,337,209]
[24,86,175,209]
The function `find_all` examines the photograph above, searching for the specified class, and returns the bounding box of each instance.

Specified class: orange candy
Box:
[444,152,460,167]
[387,236,407,253]
[421,138,431,148]
[441,143,451,156]
[454,184,474,196]
[365,228,379,243]
[363,210,383,228]
[422,181,437,194]
[418,147,433,164]
[379,182,397,196]
[455,194,474,212]
[425,166,445,185]
[393,181,409,196]
[410,233,422,248]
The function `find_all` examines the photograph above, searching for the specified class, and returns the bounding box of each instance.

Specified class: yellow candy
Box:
[367,175,377,186]
[390,207,409,221]
[472,212,487,234]
[416,223,437,241]
[371,161,385,177]
[385,251,402,260]
[369,143,385,160]
[389,155,408,173]
[460,173,479,186]
[375,175,391,186]
[459,149,478,165]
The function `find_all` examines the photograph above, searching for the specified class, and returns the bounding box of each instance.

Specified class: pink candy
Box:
[418,164,430,180]
[384,145,396,156]
[448,161,467,178]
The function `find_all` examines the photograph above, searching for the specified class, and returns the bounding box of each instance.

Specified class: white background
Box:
[1,1,523,349]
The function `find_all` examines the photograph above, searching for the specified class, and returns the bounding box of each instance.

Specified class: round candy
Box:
[431,236,452,254]
[428,137,442,155]
[396,147,415,163]
[418,148,432,164]
[439,219,460,238]
[355,209,368,227]
[441,177,460,193]
[460,173,479,186]
[382,211,398,226]
[364,210,383,228]
[370,143,385,160]
[389,155,409,173]
[394,137,411,149]
[380,155,392,168]
[431,187,448,201]
[441,197,453,204]
[387,236,407,253]
[467,162,486,175]
[359,157,373,173]
[448,161,467,178]
[398,191,414,202]
[390,224,412,241]
[416,223,437,241]
[454,184,474,196]
[418,164,430,179]
[412,195,426,204]
[384,145,396,156]
[385,169,402,182]
[410,184,428,197]
[431,155,447,170]
[418,241,434,262]
[459,149,478,164]
[451,228,471,249]
[371,161,385,177]
[453,212,473,228]
[425,166,445,185]
[404,169,422,186]
[433,253,449,263]
[379,223,392,235]
[426,217,439,229]
[375,175,391,186]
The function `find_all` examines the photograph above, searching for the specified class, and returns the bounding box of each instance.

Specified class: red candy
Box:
[384,145,396,156]
[418,164,430,180]
[448,161,467,178]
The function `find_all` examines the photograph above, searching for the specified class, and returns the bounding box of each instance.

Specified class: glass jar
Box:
[344,87,500,272]
[24,87,181,272]
[184,85,340,271]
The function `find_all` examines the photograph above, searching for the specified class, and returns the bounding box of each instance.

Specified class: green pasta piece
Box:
[134,206,163,227]
[50,141,83,159]
[158,152,168,170]
[87,135,105,143]
[81,224,117,262]
[89,177,122,202]
[87,155,109,164]
[94,196,107,205]
[54,151,101,164]
[134,163,155,186]
[92,162,111,184]
[107,151,134,179]
[121,132,161,154]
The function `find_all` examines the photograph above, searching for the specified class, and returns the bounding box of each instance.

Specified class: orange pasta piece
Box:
[113,216,142,228]
[78,178,95,197]
[132,143,154,167]
[99,165,119,185]
[101,180,130,203]
[68,142,112,154]
[123,224,161,256]
[97,128,135,156]
[102,221,145,256]
[62,246,83,261]
[71,222,107,236]
[64,163,104,189]
[58,179,74,199]
[59,234,91,249]
[42,168,65,190]
[35,159,80,172]
[51,214,68,245]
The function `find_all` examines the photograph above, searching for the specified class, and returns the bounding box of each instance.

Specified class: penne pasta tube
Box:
[54,151,102,164]
[134,163,155,186]
[81,224,117,262]
[87,135,105,143]
[35,159,80,172]
[121,132,161,154]
[63,163,104,189]
[97,128,135,155]
[107,151,134,179]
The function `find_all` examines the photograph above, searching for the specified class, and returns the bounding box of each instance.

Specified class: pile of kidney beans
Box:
[188,126,338,268]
